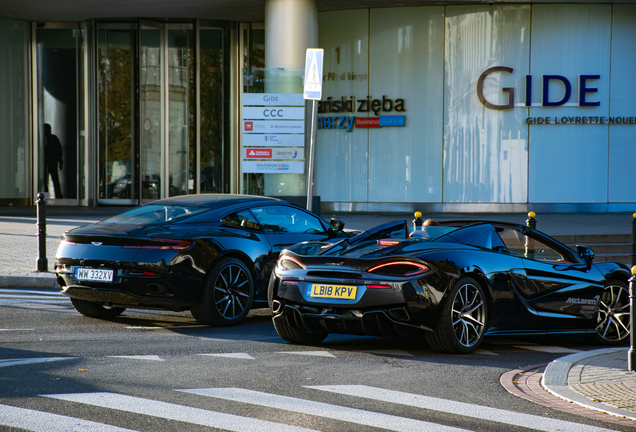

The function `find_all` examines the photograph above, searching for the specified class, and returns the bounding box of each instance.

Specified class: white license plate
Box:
[75,268,114,283]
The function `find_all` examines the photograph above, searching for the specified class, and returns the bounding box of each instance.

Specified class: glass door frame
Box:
[32,21,86,206]
[94,22,139,205]
[88,19,235,206]
[139,20,166,203]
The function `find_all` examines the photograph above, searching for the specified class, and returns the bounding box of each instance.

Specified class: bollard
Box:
[413,211,423,231]
[36,192,48,272]
[632,213,636,267]
[630,266,636,372]
[526,211,536,230]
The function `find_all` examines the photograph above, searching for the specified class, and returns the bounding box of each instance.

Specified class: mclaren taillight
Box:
[378,239,401,246]
[277,255,306,271]
[367,261,429,277]
[60,240,77,246]
[366,284,391,289]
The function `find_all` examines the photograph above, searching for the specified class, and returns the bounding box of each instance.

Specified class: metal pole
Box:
[413,211,423,231]
[631,213,636,267]
[36,192,48,272]
[629,266,636,372]
[526,211,536,230]
[306,99,318,212]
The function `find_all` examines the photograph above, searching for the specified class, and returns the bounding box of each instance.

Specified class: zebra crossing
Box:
[0,385,620,432]
[0,288,67,305]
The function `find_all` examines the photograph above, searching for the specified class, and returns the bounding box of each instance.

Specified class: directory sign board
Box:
[241,93,305,174]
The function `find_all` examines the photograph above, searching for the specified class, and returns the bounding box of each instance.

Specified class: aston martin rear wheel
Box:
[273,315,328,345]
[70,298,126,319]
[593,281,630,345]
[425,276,487,354]
[191,257,254,326]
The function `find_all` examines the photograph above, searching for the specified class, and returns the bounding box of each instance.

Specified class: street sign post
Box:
[304,49,324,212]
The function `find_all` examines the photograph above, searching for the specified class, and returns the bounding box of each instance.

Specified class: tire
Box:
[272,315,328,345]
[593,280,630,345]
[425,276,487,354]
[191,257,254,326]
[70,298,125,319]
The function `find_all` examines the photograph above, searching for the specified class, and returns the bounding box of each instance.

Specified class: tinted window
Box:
[75,204,208,235]
[468,230,507,251]
[221,210,261,231]
[100,204,205,226]
[410,226,457,240]
[497,228,571,262]
[250,205,325,234]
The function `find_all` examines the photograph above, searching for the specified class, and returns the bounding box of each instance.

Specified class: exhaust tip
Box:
[271,300,282,314]
[147,283,167,295]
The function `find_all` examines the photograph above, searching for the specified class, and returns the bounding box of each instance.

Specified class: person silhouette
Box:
[44,123,63,198]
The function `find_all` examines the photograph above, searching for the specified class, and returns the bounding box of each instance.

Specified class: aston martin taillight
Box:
[367,261,429,277]
[122,239,192,250]
[277,255,306,270]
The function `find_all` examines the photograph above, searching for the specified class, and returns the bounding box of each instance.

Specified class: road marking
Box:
[308,384,618,432]
[473,349,498,356]
[0,357,77,368]
[0,289,67,303]
[179,387,474,432]
[125,325,207,330]
[0,403,136,431]
[277,350,336,358]
[514,346,581,354]
[0,328,35,331]
[199,353,255,359]
[109,355,165,361]
[357,349,414,357]
[0,289,60,294]
[43,392,319,432]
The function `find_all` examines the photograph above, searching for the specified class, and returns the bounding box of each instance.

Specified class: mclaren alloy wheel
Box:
[426,276,487,354]
[594,281,630,345]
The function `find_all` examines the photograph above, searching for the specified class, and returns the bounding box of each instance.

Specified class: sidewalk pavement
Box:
[0,206,635,422]
[543,348,636,421]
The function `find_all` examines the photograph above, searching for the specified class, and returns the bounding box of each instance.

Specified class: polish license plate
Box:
[75,268,114,283]
[310,284,357,300]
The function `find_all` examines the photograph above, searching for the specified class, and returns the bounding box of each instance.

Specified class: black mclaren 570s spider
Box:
[55,194,354,326]
[268,219,631,353]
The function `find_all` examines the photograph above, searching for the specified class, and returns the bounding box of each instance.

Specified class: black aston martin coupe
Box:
[269,219,631,353]
[55,194,354,325]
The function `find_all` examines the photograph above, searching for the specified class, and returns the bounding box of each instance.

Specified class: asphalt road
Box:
[0,289,631,432]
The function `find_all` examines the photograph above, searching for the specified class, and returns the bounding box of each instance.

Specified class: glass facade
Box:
[317,4,636,210]
[0,19,30,205]
[93,21,231,204]
[36,26,85,202]
[1,4,636,212]
[444,6,530,203]
[97,25,136,201]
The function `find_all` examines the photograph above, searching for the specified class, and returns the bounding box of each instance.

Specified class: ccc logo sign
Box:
[263,109,285,117]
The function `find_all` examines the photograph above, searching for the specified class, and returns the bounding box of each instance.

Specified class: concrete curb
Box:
[542,348,636,421]
[0,274,58,289]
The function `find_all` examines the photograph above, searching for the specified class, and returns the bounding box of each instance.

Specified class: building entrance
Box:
[96,21,231,205]
[35,24,85,204]
[34,20,232,207]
